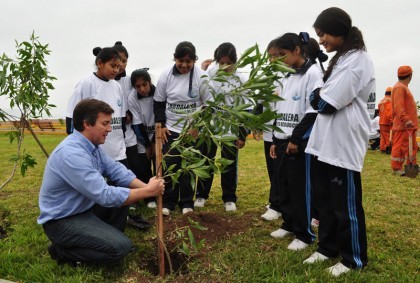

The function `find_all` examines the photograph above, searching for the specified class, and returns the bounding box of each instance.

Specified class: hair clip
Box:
[317,50,328,62]
[299,32,310,44]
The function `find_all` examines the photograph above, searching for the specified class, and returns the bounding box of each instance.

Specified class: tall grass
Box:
[0,134,418,282]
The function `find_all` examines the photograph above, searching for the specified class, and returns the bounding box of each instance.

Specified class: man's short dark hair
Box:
[398,74,412,81]
[73,99,114,131]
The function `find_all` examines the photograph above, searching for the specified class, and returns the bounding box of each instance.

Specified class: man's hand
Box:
[124,177,165,205]
[147,177,165,196]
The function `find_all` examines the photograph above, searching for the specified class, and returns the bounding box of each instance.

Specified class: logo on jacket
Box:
[188,91,198,98]
[292,94,301,101]
[117,99,122,106]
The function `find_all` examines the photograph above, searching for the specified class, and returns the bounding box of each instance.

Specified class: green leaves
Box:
[0,32,56,178]
[9,150,37,177]
[0,31,56,120]
[173,217,207,257]
[160,43,289,190]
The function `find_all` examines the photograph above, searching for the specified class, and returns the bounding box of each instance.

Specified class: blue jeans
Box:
[42,209,132,264]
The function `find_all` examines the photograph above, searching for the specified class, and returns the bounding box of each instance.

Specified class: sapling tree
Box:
[0,32,56,188]
[161,44,293,188]
[155,44,292,275]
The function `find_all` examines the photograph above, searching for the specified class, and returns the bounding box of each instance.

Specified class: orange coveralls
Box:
[391,81,418,170]
[378,95,393,151]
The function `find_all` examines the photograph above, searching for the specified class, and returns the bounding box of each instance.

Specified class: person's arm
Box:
[79,146,163,206]
[385,101,393,125]
[121,116,127,138]
[201,59,213,71]
[153,100,171,143]
[65,78,91,134]
[132,123,151,148]
[153,100,166,127]
[393,87,412,127]
[153,71,168,127]
[290,113,317,144]
[60,151,132,207]
[123,177,164,205]
[310,88,337,114]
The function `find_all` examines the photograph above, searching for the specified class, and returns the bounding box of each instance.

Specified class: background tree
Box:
[0,32,56,188]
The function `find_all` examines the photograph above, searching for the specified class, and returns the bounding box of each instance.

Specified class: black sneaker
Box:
[127,215,151,230]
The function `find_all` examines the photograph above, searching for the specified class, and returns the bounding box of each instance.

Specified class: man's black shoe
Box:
[48,244,80,267]
[127,215,151,230]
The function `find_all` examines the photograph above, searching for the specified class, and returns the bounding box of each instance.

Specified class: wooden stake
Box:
[155,122,165,277]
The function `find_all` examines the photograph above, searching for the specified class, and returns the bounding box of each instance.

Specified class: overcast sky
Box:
[1,0,419,118]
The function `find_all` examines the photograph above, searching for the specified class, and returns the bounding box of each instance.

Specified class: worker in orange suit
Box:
[378,87,393,153]
[390,66,418,176]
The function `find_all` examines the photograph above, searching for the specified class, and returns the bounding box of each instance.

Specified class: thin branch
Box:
[0,122,24,190]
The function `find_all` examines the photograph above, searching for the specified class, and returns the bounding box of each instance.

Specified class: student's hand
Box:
[236,139,245,149]
[161,127,171,144]
[286,142,298,154]
[201,59,213,71]
[147,177,165,196]
[126,114,132,124]
[252,130,262,141]
[270,144,277,159]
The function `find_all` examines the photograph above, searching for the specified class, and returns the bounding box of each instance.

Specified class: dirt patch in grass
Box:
[140,211,254,278]
[164,211,252,244]
[0,226,7,240]
[0,206,10,240]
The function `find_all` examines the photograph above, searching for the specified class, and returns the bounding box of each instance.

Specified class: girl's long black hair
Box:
[323,27,365,82]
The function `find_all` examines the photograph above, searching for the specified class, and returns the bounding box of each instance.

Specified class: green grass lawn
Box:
[0,134,418,282]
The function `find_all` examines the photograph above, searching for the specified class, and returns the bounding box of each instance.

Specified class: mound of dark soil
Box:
[142,211,254,277]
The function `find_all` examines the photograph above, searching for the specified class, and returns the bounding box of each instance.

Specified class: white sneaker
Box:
[224,202,237,211]
[327,262,350,276]
[147,201,157,209]
[303,251,329,264]
[194,198,206,208]
[182,208,193,214]
[392,169,405,176]
[311,218,319,228]
[162,208,170,216]
[261,208,282,221]
[270,228,291,238]
[287,239,309,251]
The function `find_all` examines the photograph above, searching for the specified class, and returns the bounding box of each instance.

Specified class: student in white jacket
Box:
[304,7,374,276]
[195,42,248,212]
[153,41,213,215]
[265,33,323,252]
